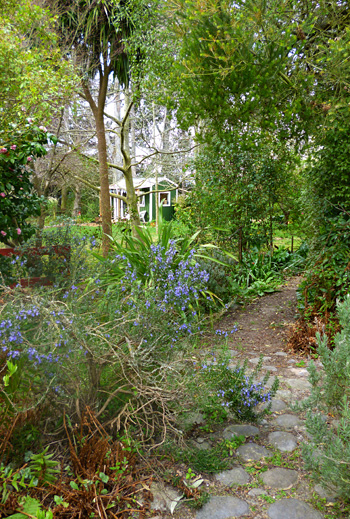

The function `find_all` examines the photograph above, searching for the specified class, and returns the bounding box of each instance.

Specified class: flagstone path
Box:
[150,278,339,519]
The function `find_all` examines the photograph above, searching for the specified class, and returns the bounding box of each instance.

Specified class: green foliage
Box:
[193,352,279,423]
[97,220,202,285]
[197,249,238,304]
[49,0,137,85]
[0,123,53,245]
[5,496,43,519]
[0,241,211,445]
[0,0,75,132]
[0,255,16,286]
[299,296,350,502]
[169,441,232,473]
[28,447,60,486]
[0,448,58,517]
[297,215,350,318]
[162,0,350,143]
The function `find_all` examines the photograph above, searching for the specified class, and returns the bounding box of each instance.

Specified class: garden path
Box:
[150,277,338,519]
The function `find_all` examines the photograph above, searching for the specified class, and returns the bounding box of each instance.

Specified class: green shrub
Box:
[297,215,350,319]
[300,295,350,502]
[191,351,279,423]
[0,242,212,447]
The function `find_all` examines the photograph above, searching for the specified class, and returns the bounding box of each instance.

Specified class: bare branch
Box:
[131,144,198,167]
[72,174,127,202]
[104,111,122,126]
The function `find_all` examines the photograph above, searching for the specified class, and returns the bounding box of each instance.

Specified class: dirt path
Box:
[150,277,339,519]
[216,276,307,372]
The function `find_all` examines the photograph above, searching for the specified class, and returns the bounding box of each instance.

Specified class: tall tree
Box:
[159,0,350,143]
[45,0,143,254]
[0,0,75,134]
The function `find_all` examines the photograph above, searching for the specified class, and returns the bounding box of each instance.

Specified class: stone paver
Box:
[289,367,309,377]
[263,365,278,371]
[249,356,272,364]
[215,466,250,486]
[223,424,260,439]
[261,467,299,489]
[272,413,302,428]
[267,498,323,519]
[285,378,312,391]
[178,279,330,519]
[195,496,249,519]
[275,389,293,401]
[314,483,338,502]
[236,442,271,461]
[150,482,182,513]
[268,430,298,451]
[258,398,288,412]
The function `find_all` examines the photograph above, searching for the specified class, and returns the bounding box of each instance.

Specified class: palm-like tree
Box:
[46,0,140,255]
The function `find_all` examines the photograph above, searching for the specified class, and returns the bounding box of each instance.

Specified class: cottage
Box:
[109,176,178,222]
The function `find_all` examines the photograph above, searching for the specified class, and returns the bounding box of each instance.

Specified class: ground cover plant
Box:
[202,246,307,305]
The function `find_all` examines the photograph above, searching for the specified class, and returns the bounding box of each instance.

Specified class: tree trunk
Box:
[60,185,68,215]
[124,159,140,231]
[269,208,273,254]
[95,110,112,256]
[72,183,81,217]
[82,74,112,257]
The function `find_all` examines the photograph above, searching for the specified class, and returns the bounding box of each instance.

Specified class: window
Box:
[139,195,145,207]
[159,191,170,206]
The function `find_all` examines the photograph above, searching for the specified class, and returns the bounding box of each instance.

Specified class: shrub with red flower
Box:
[0,120,56,245]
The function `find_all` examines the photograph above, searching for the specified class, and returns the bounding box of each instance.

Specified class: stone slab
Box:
[268,431,298,452]
[264,376,281,389]
[215,466,250,486]
[258,399,288,413]
[261,468,299,489]
[196,496,249,519]
[193,439,212,450]
[223,424,260,439]
[272,413,302,428]
[249,356,272,364]
[285,378,312,391]
[314,483,338,503]
[236,443,271,461]
[267,498,323,519]
[181,411,205,427]
[150,482,183,513]
[275,389,293,401]
[289,368,309,377]
[263,365,278,372]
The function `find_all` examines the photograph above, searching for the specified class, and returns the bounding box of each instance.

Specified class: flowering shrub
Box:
[192,353,279,423]
[0,244,210,445]
[0,121,55,245]
[105,243,210,345]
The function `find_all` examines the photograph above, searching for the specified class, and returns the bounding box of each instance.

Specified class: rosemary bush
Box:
[300,295,350,501]
[0,243,211,447]
[191,352,279,423]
